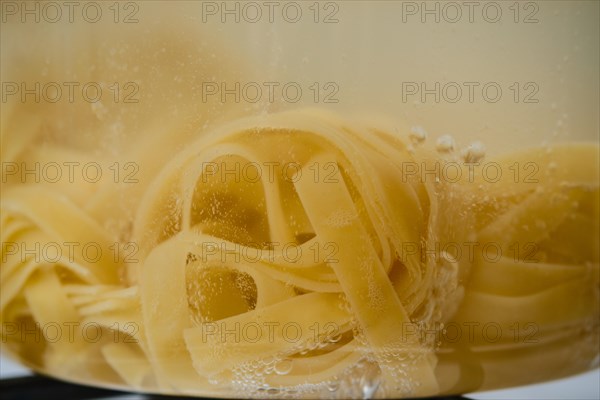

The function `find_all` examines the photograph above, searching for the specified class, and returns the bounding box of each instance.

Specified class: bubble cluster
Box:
[324,208,357,228]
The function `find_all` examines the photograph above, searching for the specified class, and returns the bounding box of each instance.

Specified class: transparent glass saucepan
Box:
[1,1,598,398]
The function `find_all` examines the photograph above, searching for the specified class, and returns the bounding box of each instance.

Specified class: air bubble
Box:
[461,141,486,163]
[328,333,343,343]
[327,379,340,392]
[436,135,456,153]
[262,355,274,365]
[274,358,293,375]
[409,126,428,143]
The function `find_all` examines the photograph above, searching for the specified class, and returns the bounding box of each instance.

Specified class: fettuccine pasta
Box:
[1,105,598,398]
